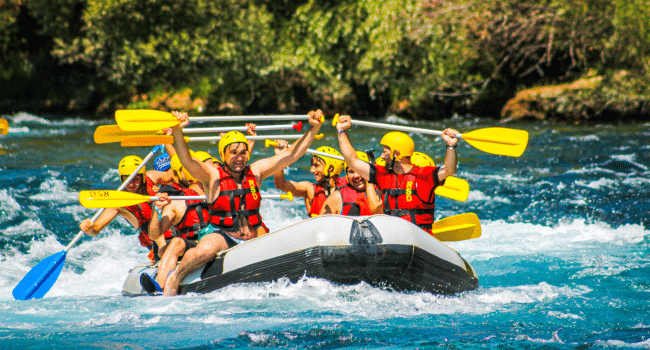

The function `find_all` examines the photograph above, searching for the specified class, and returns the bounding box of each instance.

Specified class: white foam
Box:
[0,219,49,237]
[29,176,78,202]
[601,338,650,348]
[448,219,650,260]
[575,177,612,189]
[0,189,21,222]
[467,190,511,203]
[568,135,600,142]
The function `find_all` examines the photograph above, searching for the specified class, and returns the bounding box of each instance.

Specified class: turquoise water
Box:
[1,112,649,349]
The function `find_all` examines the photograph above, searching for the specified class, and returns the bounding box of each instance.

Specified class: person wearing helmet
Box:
[320,151,382,216]
[79,156,171,262]
[162,109,325,296]
[334,114,459,234]
[272,143,344,217]
[141,153,210,294]
[194,150,222,167]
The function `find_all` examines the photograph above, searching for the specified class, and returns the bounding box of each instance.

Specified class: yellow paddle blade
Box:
[282,192,293,201]
[121,135,189,147]
[462,127,529,157]
[431,212,481,242]
[0,118,8,135]
[435,176,469,202]
[116,110,178,131]
[94,125,161,144]
[79,190,150,208]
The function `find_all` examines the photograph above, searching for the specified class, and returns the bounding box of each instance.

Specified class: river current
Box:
[0,112,648,349]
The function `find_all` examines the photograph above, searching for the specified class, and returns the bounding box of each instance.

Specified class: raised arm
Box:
[437,128,459,181]
[253,110,324,180]
[170,111,216,189]
[335,115,371,180]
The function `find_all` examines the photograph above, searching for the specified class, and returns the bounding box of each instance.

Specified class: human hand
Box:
[155,192,171,210]
[308,109,324,129]
[441,128,459,147]
[336,114,352,132]
[172,111,189,129]
[79,218,94,233]
[246,123,257,136]
[273,139,289,155]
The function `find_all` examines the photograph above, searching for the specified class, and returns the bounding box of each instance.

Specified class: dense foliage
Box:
[1,0,648,121]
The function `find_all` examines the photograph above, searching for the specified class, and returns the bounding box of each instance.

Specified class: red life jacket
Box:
[338,183,372,216]
[167,187,209,240]
[373,165,440,232]
[123,176,157,247]
[208,166,268,233]
[309,183,328,217]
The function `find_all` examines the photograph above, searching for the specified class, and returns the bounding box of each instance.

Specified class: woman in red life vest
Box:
[141,153,210,294]
[320,151,382,216]
[163,110,325,296]
[79,156,163,260]
[273,144,345,217]
[334,114,459,234]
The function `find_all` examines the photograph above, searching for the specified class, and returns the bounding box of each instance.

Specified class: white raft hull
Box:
[123,215,478,296]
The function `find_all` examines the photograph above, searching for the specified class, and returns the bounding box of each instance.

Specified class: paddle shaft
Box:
[65,146,161,250]
[184,122,301,133]
[152,194,288,201]
[188,134,305,142]
[190,115,309,122]
[348,119,461,139]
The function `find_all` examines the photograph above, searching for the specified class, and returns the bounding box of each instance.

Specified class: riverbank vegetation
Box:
[1,0,649,122]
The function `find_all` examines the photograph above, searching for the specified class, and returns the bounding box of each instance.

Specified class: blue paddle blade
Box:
[12,251,67,300]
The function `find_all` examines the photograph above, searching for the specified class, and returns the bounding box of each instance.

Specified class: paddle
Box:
[94,122,303,144]
[430,212,481,242]
[12,145,165,301]
[0,118,8,135]
[265,140,470,202]
[116,109,312,131]
[332,115,528,157]
[120,133,323,147]
[79,190,294,208]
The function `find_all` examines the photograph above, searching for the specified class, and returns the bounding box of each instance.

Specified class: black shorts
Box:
[166,237,198,252]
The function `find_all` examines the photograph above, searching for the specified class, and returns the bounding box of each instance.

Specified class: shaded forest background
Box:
[1,0,649,122]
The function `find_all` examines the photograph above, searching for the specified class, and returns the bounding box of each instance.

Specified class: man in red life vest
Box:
[273,144,345,217]
[320,151,382,216]
[79,156,170,260]
[163,110,324,296]
[334,115,459,234]
[140,153,210,294]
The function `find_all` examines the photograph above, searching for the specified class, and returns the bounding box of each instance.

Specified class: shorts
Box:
[197,224,242,249]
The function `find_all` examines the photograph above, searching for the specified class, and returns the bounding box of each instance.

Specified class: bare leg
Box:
[163,233,229,296]
[155,238,187,289]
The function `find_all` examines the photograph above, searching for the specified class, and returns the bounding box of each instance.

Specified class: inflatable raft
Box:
[122,215,478,296]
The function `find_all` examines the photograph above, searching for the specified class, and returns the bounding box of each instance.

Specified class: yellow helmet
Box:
[380,131,414,161]
[345,151,370,171]
[314,146,344,177]
[170,152,197,182]
[118,156,145,177]
[375,157,386,166]
[411,152,436,167]
[194,151,216,163]
[218,131,248,161]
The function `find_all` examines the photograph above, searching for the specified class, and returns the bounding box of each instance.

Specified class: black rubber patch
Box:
[349,219,382,245]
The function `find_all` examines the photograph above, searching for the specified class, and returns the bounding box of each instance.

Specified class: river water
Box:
[1,112,648,349]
